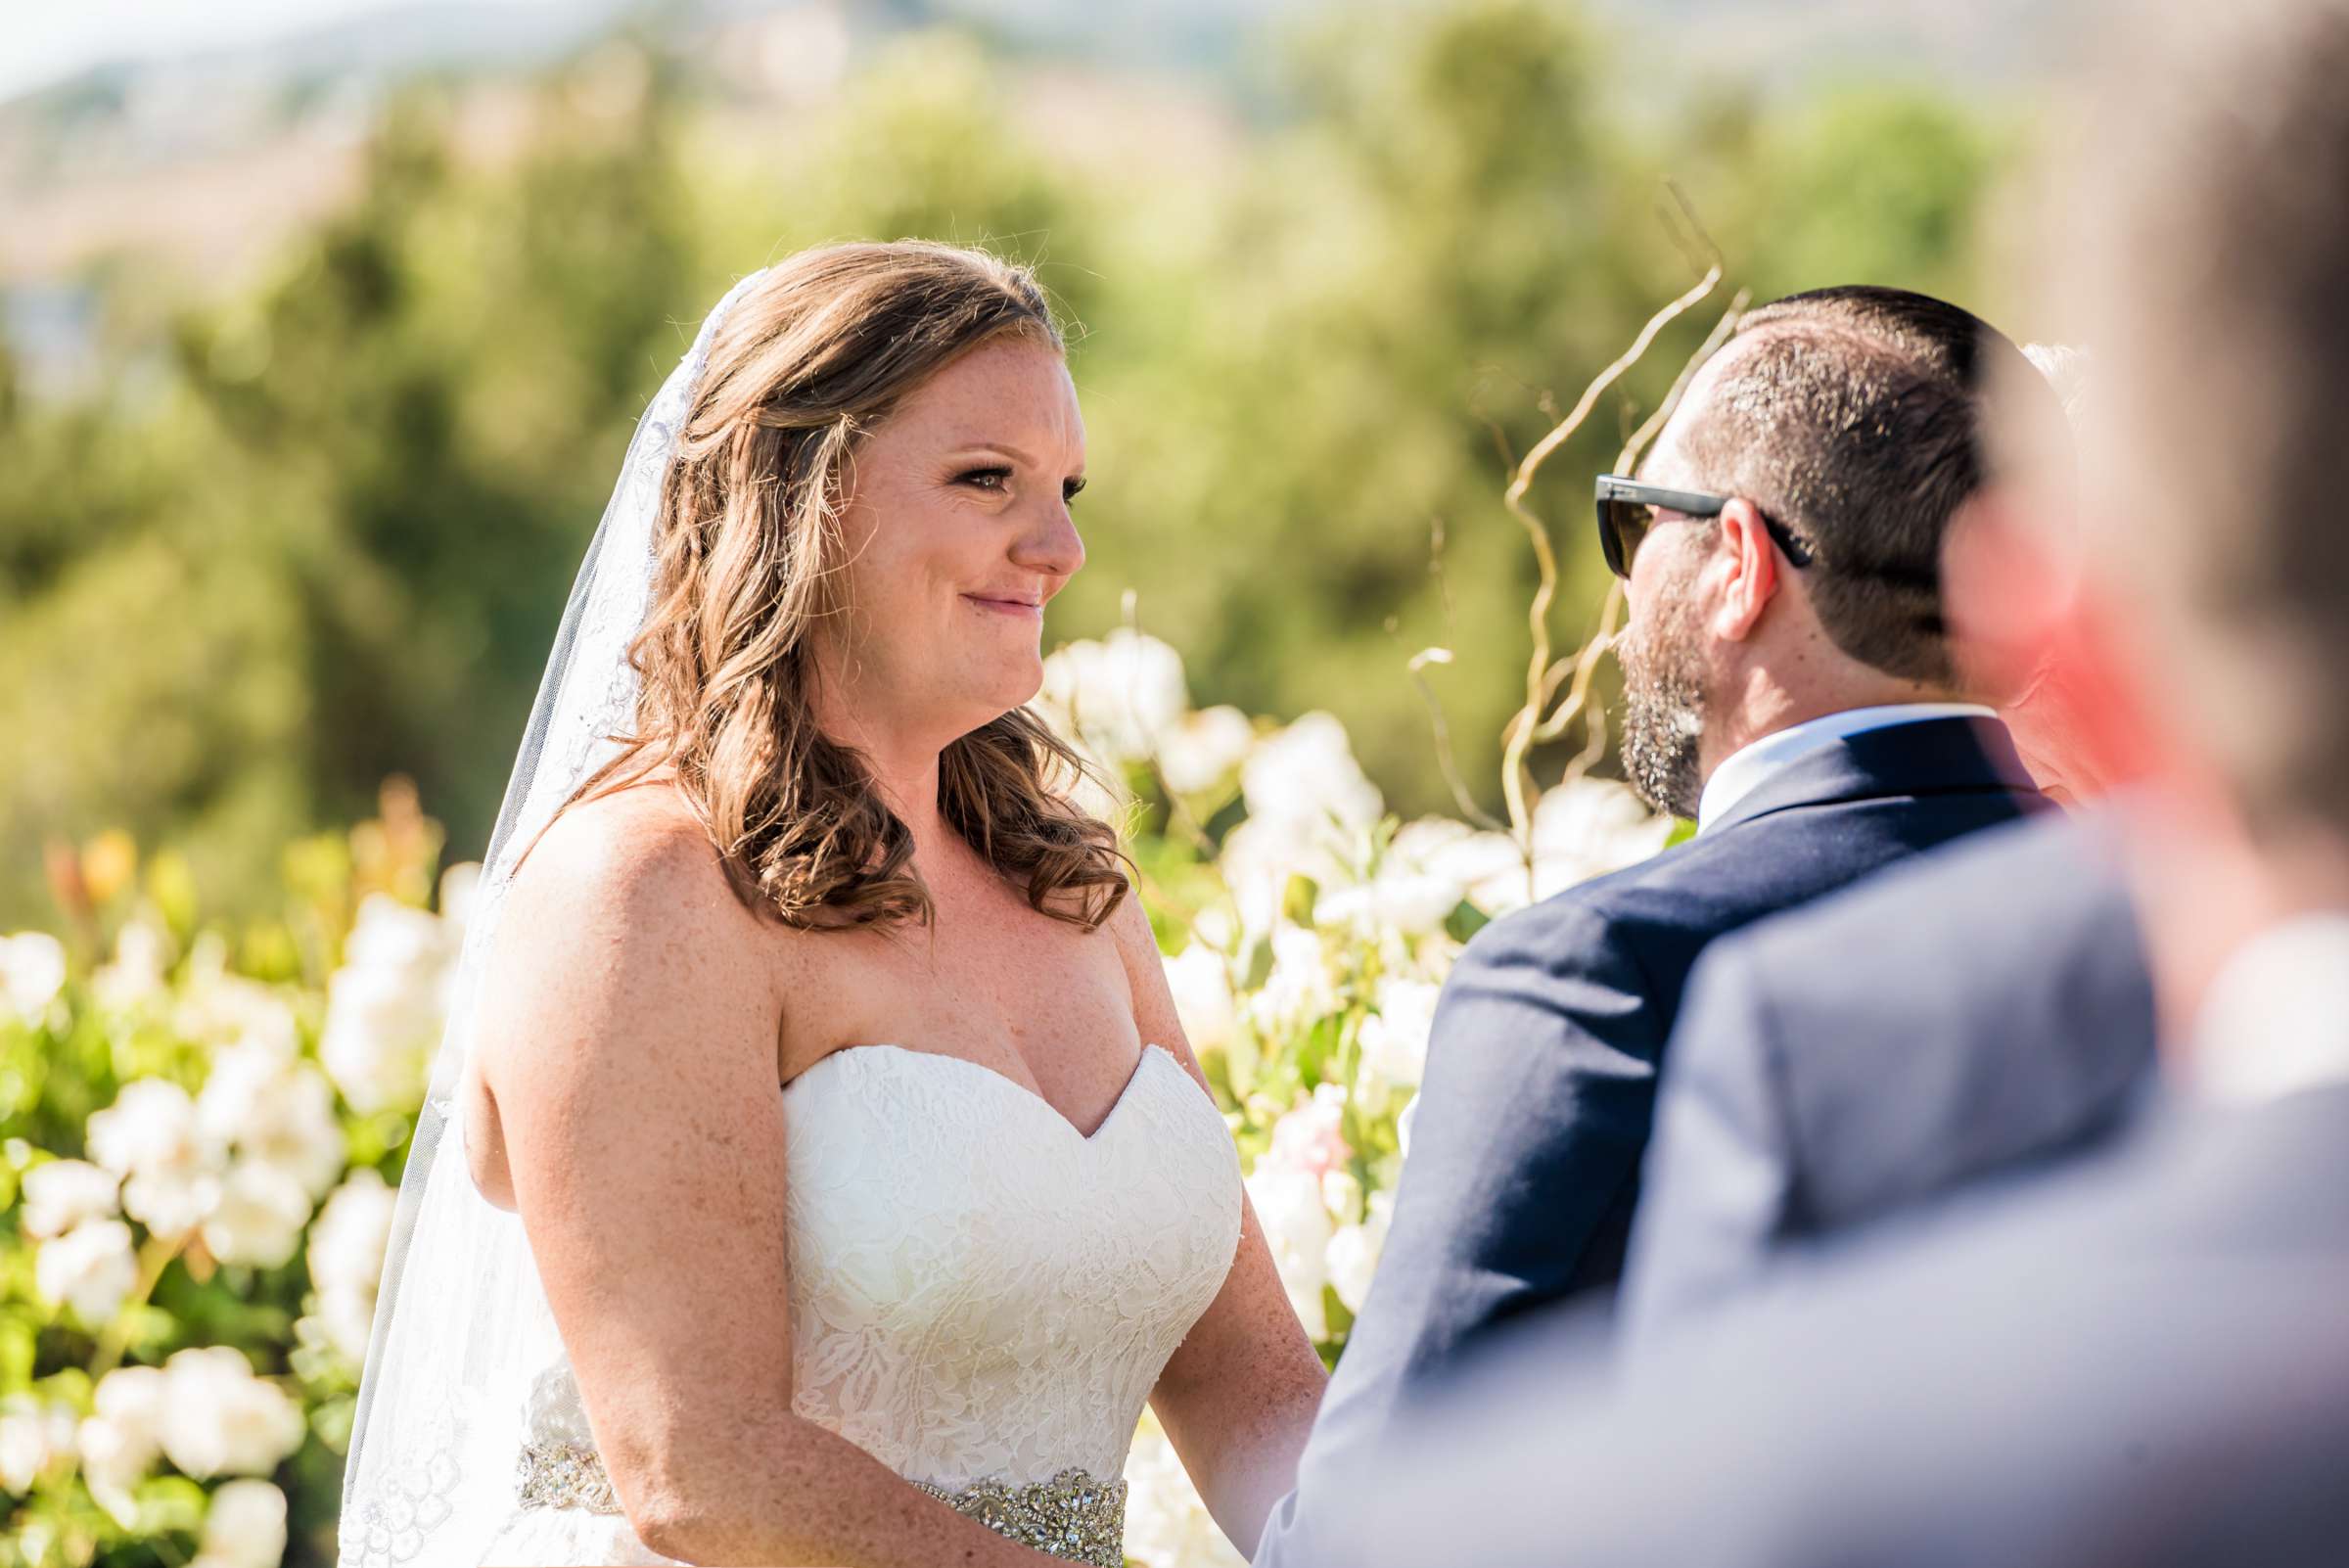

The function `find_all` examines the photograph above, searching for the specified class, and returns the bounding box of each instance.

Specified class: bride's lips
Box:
[962,593,1043,621]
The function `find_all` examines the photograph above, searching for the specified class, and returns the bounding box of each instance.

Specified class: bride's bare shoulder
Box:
[466,782,784,1210]
[511,782,736,915]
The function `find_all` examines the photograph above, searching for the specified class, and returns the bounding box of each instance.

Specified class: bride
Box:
[336,241,1327,1566]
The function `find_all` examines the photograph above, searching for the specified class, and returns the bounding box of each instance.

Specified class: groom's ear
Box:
[1707,498,1780,643]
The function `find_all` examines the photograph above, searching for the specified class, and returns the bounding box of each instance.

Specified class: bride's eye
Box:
[953,466,1012,492]
[1063,478,1087,505]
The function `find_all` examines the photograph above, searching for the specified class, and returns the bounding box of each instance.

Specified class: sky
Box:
[3,0,576,103]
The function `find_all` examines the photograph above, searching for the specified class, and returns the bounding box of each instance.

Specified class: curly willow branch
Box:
[1494,263,1723,853]
[1538,287,1751,760]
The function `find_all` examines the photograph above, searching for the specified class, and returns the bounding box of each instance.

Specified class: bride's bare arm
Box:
[478,799,1064,1567]
[1107,895,1329,1559]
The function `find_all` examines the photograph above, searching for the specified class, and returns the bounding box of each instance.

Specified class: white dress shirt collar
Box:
[1695,703,2001,835]
[2189,913,2349,1106]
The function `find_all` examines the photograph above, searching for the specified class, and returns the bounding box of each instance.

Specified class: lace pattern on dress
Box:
[494,1043,1241,1564]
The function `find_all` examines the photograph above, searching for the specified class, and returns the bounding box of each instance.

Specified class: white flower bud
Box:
[21,1159,120,1240]
[87,1080,205,1179]
[306,1169,397,1362]
[0,1401,78,1495]
[1359,976,1441,1091]
[1161,944,1236,1054]
[34,1219,137,1325]
[202,1162,315,1269]
[320,896,460,1116]
[192,1478,288,1568]
[0,932,68,1025]
[1157,705,1255,796]
[159,1348,305,1480]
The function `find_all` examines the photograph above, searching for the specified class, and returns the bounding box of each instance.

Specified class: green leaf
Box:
[0,1315,34,1391]
[1443,899,1491,945]
[132,1473,207,1538]
[1279,873,1319,928]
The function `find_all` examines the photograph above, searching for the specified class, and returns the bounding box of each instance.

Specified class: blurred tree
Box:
[0,1,2015,922]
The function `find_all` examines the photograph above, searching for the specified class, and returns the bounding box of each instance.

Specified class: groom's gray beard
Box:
[1619,608,1707,822]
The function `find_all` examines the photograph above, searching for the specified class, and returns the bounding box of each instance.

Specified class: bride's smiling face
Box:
[814,337,1087,746]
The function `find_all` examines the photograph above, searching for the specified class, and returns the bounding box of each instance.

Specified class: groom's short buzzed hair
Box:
[1676,286,2061,689]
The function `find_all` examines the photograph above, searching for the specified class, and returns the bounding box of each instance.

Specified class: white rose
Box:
[1325,1189,1395,1314]
[202,1162,315,1269]
[121,1166,224,1240]
[321,894,458,1116]
[22,1159,120,1240]
[1320,1168,1364,1226]
[192,1478,288,1568]
[200,1048,345,1201]
[159,1348,305,1479]
[1241,713,1383,842]
[1245,925,1342,1038]
[1161,944,1236,1054]
[1359,977,1441,1092]
[1529,777,1675,900]
[0,1400,78,1495]
[174,967,299,1059]
[1389,818,1533,917]
[91,1078,223,1238]
[1213,819,1304,942]
[438,861,483,933]
[307,1169,395,1299]
[76,1413,155,1528]
[306,1170,396,1361]
[34,1219,138,1325]
[1245,1164,1332,1340]
[319,964,439,1117]
[1121,1415,1246,1568]
[86,1079,205,1178]
[306,1291,379,1374]
[1315,816,1497,939]
[1314,865,1459,941]
[1157,705,1255,796]
[93,919,170,1012]
[1037,630,1189,764]
[80,1365,170,1525]
[0,932,68,1025]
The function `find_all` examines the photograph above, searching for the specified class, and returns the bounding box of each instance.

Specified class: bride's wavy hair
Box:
[570,240,1129,932]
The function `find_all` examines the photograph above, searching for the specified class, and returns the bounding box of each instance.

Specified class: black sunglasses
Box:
[1593,475,1815,579]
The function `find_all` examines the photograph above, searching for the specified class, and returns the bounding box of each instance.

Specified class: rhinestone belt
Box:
[516,1439,1127,1567]
[911,1468,1127,1568]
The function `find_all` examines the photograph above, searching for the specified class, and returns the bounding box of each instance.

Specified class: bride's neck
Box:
[806,675,963,867]
[864,749,954,860]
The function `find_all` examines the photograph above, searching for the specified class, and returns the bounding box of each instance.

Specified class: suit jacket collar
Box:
[1705,715,2046,835]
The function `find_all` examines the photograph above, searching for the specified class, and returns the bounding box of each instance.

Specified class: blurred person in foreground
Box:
[1255,287,2065,1567]
[1302,1,2349,1561]
[1617,342,2164,1343]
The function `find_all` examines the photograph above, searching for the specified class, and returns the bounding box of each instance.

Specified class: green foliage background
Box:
[0,0,2015,926]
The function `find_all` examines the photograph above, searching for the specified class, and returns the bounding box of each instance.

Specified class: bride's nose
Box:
[1009,495,1084,581]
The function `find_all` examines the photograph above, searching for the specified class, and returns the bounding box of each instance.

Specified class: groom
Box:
[1254,285,2065,1565]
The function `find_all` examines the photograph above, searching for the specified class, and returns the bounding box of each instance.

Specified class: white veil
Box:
[337,268,768,1567]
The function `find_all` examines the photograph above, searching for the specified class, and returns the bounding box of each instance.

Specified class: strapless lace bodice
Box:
[486,1042,1242,1564]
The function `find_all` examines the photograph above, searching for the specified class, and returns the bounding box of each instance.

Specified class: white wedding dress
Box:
[467,1041,1242,1567]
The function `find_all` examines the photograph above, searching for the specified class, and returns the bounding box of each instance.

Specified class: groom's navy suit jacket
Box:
[1619,810,2158,1342]
[1254,715,2049,1568]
